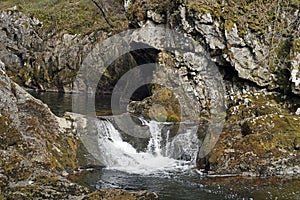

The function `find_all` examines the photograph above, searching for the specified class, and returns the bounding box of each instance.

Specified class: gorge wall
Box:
[126,0,300,176]
[0,0,300,180]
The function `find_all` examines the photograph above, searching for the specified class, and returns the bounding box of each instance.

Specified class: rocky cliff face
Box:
[128,0,300,95]
[0,9,106,92]
[127,0,300,176]
[0,8,159,95]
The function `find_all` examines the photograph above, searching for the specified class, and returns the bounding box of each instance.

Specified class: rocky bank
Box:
[0,59,157,199]
[0,1,299,198]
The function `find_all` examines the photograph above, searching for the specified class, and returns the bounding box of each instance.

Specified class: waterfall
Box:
[145,120,163,156]
[96,118,199,174]
[124,0,131,11]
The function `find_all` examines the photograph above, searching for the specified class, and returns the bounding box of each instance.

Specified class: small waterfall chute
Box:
[95,117,199,174]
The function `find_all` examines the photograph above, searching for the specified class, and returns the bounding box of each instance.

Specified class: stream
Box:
[30,91,300,200]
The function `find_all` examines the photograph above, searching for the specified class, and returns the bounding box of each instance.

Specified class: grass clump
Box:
[0,0,128,34]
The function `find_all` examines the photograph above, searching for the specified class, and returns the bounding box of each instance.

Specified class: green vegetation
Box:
[209,92,300,175]
[187,0,299,37]
[0,114,20,149]
[0,0,127,34]
[128,0,182,22]
[187,0,299,90]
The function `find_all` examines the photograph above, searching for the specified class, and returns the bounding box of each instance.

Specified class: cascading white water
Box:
[124,0,131,11]
[145,120,163,156]
[96,118,199,174]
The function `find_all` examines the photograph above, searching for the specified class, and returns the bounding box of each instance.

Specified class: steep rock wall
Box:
[127,0,300,176]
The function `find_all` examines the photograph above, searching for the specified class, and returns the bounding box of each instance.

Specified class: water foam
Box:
[96,118,198,175]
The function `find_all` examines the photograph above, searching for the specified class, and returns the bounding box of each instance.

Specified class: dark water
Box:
[30,91,300,200]
[29,91,113,117]
[71,169,300,200]
[70,169,228,200]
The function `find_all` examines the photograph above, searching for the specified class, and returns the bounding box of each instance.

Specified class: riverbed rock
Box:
[84,188,158,200]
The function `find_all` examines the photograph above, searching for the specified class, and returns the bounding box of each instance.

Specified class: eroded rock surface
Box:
[127,0,300,176]
[0,59,92,198]
[0,59,159,199]
[0,0,299,178]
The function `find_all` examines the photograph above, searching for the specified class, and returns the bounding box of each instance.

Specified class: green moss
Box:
[227,93,289,123]
[188,3,210,14]
[187,0,297,38]
[158,51,176,68]
[128,0,182,23]
[224,20,235,32]
[0,114,20,148]
[45,135,81,173]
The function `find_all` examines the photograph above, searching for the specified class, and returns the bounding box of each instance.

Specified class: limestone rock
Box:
[291,52,300,95]
[225,46,273,87]
[0,10,117,93]
[0,61,99,198]
[224,23,245,46]
[147,10,165,24]
[195,21,225,50]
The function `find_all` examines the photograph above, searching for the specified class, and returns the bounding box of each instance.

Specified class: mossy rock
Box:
[143,87,181,122]
[208,113,300,175]
[0,114,21,149]
[207,91,300,175]
[83,188,158,200]
[226,93,290,122]
[241,114,300,136]
[127,0,182,24]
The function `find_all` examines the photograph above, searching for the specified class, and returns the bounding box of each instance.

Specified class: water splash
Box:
[96,118,199,174]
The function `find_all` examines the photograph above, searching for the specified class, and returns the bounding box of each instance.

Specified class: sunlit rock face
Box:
[126,0,300,176]
[0,0,299,178]
[0,60,99,198]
